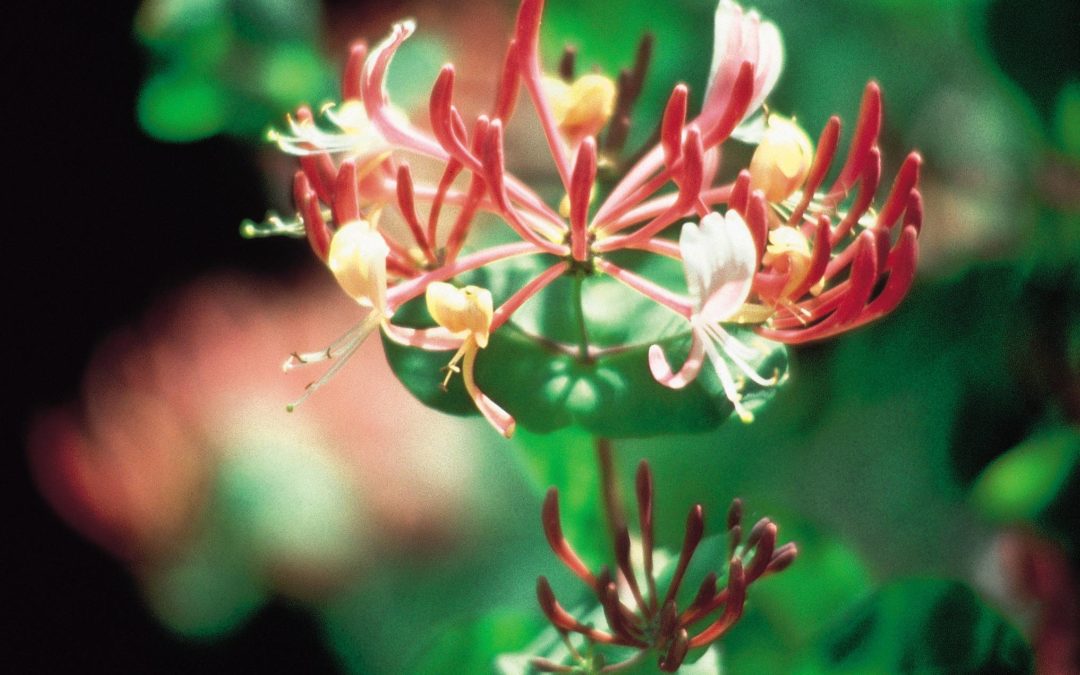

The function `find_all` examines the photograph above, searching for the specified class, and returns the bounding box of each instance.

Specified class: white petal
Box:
[678,221,710,310]
[679,211,756,321]
[730,112,767,144]
[703,0,784,122]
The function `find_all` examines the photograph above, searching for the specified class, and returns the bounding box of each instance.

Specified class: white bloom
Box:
[649,211,775,422]
[269,100,390,158]
[702,1,784,126]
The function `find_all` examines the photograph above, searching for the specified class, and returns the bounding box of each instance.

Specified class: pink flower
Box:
[259,0,924,429]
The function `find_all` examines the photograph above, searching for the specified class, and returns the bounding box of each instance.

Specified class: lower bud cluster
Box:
[533,461,796,672]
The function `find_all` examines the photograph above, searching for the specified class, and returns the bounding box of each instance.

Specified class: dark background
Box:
[9,2,339,671]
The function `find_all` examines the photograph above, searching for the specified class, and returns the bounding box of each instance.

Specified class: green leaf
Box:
[383,257,788,438]
[387,318,784,438]
[134,0,230,53]
[800,579,1033,674]
[259,43,335,110]
[512,427,606,565]
[970,427,1080,523]
[213,436,369,595]
[541,0,713,151]
[415,609,545,674]
[137,71,231,142]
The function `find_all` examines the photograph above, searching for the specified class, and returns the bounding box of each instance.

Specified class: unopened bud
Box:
[544,73,617,141]
[764,225,815,297]
[749,114,814,202]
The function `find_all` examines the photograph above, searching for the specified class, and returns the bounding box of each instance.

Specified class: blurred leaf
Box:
[800,579,1032,674]
[541,0,713,151]
[1056,81,1080,158]
[970,427,1080,523]
[214,436,368,593]
[135,0,230,52]
[986,0,1080,122]
[140,526,267,639]
[260,43,334,109]
[416,609,544,674]
[384,33,450,112]
[512,427,606,565]
[725,524,872,673]
[231,0,321,42]
[135,0,336,142]
[137,70,231,142]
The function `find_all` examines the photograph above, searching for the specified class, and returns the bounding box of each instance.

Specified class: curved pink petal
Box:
[462,346,516,438]
[361,21,449,160]
[701,1,783,126]
[648,333,706,389]
[381,323,464,351]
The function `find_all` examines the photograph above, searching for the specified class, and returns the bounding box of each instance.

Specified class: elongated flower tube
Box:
[248,0,924,434]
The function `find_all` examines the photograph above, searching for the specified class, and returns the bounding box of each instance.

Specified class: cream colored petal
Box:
[425,283,493,346]
[328,221,389,315]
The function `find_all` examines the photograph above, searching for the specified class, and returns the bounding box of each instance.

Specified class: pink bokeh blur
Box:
[29,273,480,599]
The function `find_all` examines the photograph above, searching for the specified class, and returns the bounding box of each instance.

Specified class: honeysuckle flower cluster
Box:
[255,0,923,435]
[533,462,796,672]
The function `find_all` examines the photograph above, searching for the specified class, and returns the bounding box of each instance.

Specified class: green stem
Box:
[596,438,625,540]
[571,272,594,364]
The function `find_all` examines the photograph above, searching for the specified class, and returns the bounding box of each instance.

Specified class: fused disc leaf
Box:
[383,252,788,438]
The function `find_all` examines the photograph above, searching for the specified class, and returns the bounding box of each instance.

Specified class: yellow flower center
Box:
[763,225,817,299]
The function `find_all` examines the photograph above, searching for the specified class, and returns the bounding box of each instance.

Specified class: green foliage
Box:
[724,526,872,673]
[971,427,1080,526]
[140,520,268,639]
[213,436,367,579]
[799,579,1032,674]
[512,427,607,565]
[138,71,232,142]
[541,0,714,151]
[1055,82,1080,159]
[415,610,545,674]
[134,0,334,141]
